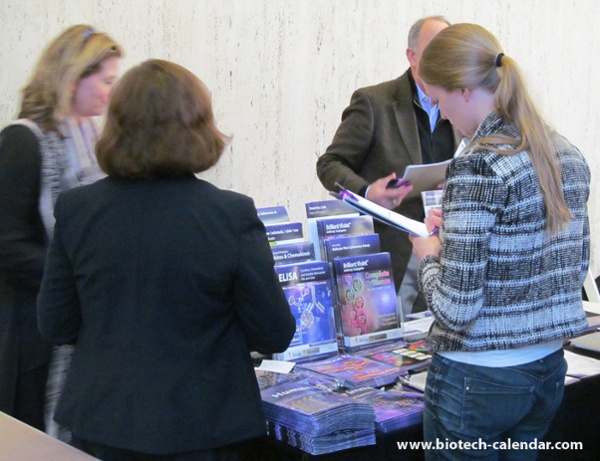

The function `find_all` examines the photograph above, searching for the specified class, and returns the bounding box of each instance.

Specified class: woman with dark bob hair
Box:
[96,59,226,179]
[37,59,296,461]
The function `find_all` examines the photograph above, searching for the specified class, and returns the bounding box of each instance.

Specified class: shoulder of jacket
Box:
[356,74,406,95]
[8,119,44,139]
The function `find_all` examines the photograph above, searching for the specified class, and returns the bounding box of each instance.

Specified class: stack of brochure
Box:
[256,370,376,455]
[266,421,375,455]
[341,386,424,432]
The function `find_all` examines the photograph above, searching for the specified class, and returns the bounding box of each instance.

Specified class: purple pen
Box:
[429,227,440,237]
[386,178,411,189]
[339,189,358,201]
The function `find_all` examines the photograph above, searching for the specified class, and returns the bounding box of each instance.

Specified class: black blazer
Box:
[317,70,459,286]
[37,176,296,454]
[0,125,52,416]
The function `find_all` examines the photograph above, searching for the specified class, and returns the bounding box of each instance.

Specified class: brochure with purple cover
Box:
[259,376,376,454]
[266,420,375,455]
[273,261,338,362]
[308,214,373,261]
[271,242,315,266]
[294,353,402,388]
[257,206,290,224]
[305,200,357,219]
[323,233,381,263]
[341,386,424,432]
[305,200,359,261]
[332,252,402,351]
[255,369,339,391]
[265,221,304,246]
[259,379,375,436]
[316,215,374,251]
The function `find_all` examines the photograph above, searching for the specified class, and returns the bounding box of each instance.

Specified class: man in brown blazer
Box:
[317,16,460,315]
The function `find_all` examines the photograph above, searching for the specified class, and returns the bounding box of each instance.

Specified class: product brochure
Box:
[273,261,339,362]
[332,252,402,351]
[271,242,315,266]
[265,221,304,246]
[295,353,402,388]
[257,206,290,224]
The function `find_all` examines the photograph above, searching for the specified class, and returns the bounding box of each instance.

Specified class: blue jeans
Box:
[423,349,567,461]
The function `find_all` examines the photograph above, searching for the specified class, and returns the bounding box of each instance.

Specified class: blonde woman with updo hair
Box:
[410,23,590,460]
[0,24,122,438]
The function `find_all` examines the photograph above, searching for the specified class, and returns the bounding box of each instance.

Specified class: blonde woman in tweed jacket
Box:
[411,24,590,460]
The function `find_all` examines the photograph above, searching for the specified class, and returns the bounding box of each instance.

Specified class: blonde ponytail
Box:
[419,24,570,233]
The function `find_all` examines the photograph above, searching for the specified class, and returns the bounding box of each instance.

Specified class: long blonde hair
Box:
[19,24,122,135]
[419,23,570,234]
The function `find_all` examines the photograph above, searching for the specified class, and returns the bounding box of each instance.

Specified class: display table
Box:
[248,348,600,461]
[0,412,98,461]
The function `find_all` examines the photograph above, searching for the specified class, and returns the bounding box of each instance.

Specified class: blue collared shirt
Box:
[416,83,439,133]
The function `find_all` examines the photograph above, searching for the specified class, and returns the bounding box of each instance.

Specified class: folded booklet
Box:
[401,159,452,199]
[331,188,431,238]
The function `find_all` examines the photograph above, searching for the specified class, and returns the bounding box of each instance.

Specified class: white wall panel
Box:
[1,0,599,273]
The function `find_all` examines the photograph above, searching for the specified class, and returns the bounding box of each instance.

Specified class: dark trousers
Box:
[71,436,264,461]
[13,362,49,431]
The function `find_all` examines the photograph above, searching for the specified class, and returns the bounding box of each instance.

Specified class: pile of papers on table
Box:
[256,370,376,455]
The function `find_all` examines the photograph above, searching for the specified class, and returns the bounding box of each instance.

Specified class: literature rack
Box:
[303,199,410,353]
[257,200,430,456]
[258,205,338,363]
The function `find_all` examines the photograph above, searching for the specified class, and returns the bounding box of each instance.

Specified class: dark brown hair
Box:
[96,59,228,179]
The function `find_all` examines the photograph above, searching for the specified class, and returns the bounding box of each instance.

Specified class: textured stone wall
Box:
[1,0,599,274]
